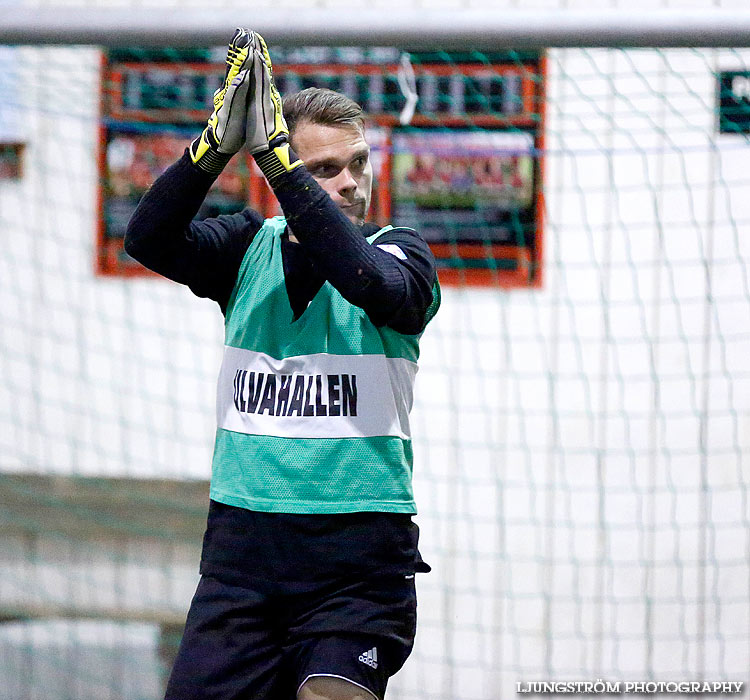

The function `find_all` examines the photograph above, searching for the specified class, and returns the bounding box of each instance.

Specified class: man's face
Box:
[291,120,373,226]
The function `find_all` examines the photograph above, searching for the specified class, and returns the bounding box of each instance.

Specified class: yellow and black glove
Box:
[246,32,303,185]
[189,28,254,174]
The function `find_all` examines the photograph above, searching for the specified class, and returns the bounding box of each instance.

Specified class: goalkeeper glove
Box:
[189,27,254,175]
[246,32,303,185]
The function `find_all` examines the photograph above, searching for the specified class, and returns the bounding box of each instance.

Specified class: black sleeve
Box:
[362,226,438,333]
[124,150,264,312]
[268,166,437,335]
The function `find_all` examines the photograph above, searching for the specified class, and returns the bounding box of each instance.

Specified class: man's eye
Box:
[312,165,337,178]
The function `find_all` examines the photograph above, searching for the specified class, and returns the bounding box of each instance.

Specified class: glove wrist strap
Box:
[254,139,303,187]
[189,137,233,175]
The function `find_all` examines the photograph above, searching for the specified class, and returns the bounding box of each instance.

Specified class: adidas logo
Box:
[358,646,378,669]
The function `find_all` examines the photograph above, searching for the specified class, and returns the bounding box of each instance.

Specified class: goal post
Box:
[2,8,750,47]
[0,11,749,700]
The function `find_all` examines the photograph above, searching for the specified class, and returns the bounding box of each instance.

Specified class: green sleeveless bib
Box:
[209,217,439,514]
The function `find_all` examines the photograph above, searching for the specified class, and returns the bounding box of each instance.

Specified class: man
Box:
[125,29,439,700]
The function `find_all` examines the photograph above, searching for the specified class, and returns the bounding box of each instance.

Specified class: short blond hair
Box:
[283,88,365,141]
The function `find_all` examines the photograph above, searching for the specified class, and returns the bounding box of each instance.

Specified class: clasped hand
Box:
[189,28,293,175]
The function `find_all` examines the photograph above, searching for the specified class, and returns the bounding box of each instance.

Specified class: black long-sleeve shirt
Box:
[125,151,436,334]
[124,150,435,581]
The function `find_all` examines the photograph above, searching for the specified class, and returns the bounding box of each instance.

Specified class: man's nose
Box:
[334,167,357,196]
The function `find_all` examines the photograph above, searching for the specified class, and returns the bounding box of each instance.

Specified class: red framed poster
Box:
[97,48,545,287]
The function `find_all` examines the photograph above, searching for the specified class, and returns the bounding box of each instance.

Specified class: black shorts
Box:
[164,501,428,700]
[164,570,418,700]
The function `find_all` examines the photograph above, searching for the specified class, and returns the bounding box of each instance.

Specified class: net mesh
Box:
[0,39,749,700]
